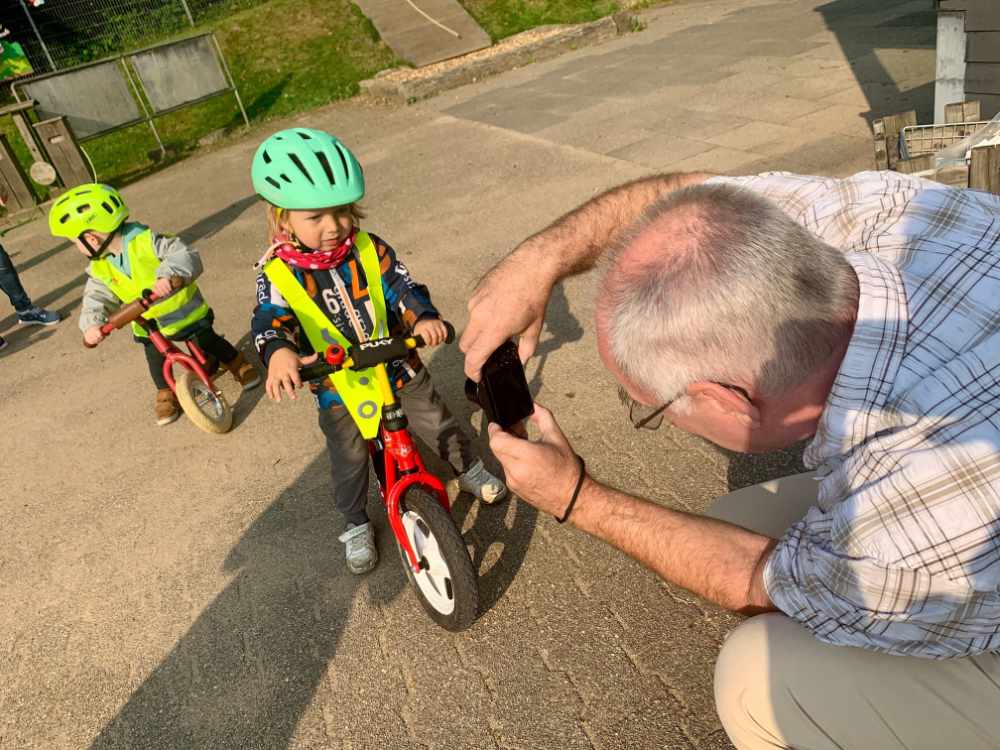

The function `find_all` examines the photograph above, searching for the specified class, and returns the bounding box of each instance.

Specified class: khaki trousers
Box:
[708,473,1000,750]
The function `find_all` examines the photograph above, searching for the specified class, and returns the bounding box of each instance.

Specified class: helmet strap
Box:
[81,230,118,260]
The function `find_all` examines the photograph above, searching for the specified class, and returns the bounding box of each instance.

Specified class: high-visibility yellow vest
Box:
[89,226,209,338]
[263,231,388,439]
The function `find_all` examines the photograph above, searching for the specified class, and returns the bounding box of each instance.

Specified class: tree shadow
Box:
[178,194,259,246]
[236,75,293,126]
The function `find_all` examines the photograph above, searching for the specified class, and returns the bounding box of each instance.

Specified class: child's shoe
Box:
[155,388,180,426]
[458,460,508,504]
[16,306,60,326]
[338,522,377,574]
[223,353,262,391]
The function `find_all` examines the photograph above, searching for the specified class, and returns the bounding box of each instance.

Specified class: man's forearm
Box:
[570,477,776,614]
[517,172,713,282]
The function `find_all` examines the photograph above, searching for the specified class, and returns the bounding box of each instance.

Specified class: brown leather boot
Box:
[155,388,180,426]
[223,353,262,390]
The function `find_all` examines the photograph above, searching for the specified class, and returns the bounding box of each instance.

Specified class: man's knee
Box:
[715,615,775,743]
[714,613,817,749]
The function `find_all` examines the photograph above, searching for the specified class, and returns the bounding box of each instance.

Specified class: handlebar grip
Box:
[299,362,336,382]
[411,321,456,349]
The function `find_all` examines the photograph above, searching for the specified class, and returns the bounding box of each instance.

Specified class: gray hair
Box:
[600,183,858,405]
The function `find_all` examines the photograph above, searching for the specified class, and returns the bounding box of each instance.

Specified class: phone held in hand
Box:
[465,340,535,430]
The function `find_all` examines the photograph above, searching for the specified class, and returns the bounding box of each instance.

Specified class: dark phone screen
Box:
[483,342,534,429]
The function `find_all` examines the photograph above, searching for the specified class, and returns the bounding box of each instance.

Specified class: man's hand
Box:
[414,318,448,346]
[461,251,553,381]
[83,325,105,347]
[488,404,581,518]
[266,348,317,402]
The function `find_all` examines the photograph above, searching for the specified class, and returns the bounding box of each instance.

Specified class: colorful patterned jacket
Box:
[252,232,439,409]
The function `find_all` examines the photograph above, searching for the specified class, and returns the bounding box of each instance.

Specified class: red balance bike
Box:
[299,324,479,631]
[87,281,234,434]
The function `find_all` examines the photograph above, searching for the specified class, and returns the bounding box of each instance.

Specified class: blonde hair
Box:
[265,203,367,243]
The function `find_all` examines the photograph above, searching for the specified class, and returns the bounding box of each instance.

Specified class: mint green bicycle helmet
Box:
[251,128,365,209]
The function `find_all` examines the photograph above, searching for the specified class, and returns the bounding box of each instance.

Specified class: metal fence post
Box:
[18,0,56,71]
[178,0,196,26]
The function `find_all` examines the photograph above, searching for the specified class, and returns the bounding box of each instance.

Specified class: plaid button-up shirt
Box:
[710,171,1000,658]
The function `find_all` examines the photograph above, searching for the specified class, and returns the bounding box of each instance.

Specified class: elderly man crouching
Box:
[461,170,1000,750]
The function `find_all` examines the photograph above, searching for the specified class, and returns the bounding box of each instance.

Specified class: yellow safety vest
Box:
[263,231,389,439]
[89,226,209,338]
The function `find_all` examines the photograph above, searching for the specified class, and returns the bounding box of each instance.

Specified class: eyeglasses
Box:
[618,386,671,430]
[618,382,752,431]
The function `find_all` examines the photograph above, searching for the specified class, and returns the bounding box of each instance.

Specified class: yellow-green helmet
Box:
[49,183,129,239]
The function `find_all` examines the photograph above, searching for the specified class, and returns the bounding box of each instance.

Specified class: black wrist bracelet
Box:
[556,455,587,524]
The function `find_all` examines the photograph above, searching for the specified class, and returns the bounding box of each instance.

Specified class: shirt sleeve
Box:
[369,233,439,327]
[251,271,300,366]
[765,434,1000,659]
[78,271,118,332]
[152,233,204,281]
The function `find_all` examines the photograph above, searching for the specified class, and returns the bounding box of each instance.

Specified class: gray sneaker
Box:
[458,459,508,504]
[17,306,60,326]
[338,522,377,574]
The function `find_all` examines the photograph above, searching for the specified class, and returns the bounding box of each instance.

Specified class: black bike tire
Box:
[397,487,479,632]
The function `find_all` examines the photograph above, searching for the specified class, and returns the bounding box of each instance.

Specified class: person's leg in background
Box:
[709,475,1000,750]
[0,244,60,347]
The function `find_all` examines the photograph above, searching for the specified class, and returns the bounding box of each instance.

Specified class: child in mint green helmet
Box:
[49,183,261,425]
[250,128,506,575]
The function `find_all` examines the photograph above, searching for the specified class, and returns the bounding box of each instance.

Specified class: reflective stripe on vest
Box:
[263,231,389,439]
[89,226,209,338]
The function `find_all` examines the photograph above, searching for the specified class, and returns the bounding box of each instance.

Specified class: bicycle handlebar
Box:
[299,321,456,381]
[84,277,185,348]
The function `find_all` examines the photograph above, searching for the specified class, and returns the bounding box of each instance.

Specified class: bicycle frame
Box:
[368,361,452,574]
[99,296,215,392]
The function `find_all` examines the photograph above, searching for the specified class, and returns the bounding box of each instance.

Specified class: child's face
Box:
[73,230,110,258]
[283,206,354,251]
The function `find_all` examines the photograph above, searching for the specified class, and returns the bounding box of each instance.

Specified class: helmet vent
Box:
[76,203,91,214]
[265,176,281,190]
[262,150,272,165]
[316,151,336,185]
[335,146,350,180]
[287,153,314,185]
[101,201,113,213]
[298,131,312,140]
[280,173,291,183]
[59,214,69,224]
[109,195,121,207]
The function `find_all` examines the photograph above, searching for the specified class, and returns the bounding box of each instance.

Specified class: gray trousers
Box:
[317,367,471,527]
[709,473,1000,750]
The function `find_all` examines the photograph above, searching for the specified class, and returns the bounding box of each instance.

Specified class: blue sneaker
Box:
[17,306,60,326]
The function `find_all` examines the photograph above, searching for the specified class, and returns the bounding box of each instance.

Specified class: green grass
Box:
[460,0,622,42]
[1,0,399,196]
[0,0,641,203]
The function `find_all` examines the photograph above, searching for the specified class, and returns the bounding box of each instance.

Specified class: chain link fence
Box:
[5,0,267,74]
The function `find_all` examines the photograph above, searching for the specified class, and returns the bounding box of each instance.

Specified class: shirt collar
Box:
[804,251,908,467]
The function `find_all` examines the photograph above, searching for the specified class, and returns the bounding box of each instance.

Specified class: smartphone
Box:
[465,340,535,430]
